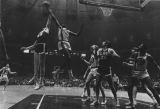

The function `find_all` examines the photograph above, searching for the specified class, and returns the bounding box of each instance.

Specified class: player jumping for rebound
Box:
[43,1,83,80]
[21,7,51,89]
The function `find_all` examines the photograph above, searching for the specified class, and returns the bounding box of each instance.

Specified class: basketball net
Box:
[100,7,113,16]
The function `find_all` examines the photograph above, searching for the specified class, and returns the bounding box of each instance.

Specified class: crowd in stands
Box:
[1,76,160,94]
[0,76,159,89]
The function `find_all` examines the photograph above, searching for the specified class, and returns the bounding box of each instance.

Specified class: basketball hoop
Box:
[100,7,113,16]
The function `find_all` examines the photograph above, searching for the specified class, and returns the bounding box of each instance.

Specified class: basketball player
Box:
[124,47,157,108]
[112,73,119,92]
[123,44,160,108]
[81,45,107,104]
[43,1,83,80]
[21,12,51,90]
[0,64,16,90]
[91,40,120,106]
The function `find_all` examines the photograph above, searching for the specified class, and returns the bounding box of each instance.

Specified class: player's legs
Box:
[99,81,106,104]
[34,53,41,90]
[114,82,118,92]
[85,71,94,98]
[64,49,75,80]
[60,49,75,80]
[141,77,160,106]
[39,53,46,86]
[143,84,157,104]
[81,86,87,98]
[106,75,119,106]
[90,73,101,105]
[126,77,138,107]
[52,67,61,84]
[4,76,9,90]
[28,52,39,84]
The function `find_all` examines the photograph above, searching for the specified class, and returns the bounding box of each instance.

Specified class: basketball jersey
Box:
[58,28,71,50]
[132,53,149,79]
[1,67,10,76]
[135,53,148,71]
[89,54,98,68]
[58,28,70,41]
[97,48,112,68]
[35,28,48,53]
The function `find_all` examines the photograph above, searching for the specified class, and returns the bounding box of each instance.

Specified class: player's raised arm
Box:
[69,24,84,37]
[45,15,52,31]
[49,9,62,28]
[42,1,62,28]
[68,30,78,36]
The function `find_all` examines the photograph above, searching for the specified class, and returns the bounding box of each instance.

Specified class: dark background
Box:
[1,0,160,79]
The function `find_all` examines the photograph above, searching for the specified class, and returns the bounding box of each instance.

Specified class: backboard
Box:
[79,0,152,12]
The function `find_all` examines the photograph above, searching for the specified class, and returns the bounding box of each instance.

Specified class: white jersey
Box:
[89,54,98,68]
[132,53,150,79]
[58,27,71,50]
[1,67,10,75]
[0,67,10,82]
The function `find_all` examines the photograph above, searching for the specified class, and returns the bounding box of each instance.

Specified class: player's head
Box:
[90,45,98,54]
[6,64,9,68]
[42,1,50,8]
[113,73,117,77]
[138,43,147,54]
[131,47,138,53]
[102,40,112,48]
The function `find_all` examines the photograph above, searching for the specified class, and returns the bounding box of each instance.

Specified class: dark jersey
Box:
[128,52,152,79]
[97,48,118,68]
[35,28,49,53]
[97,48,119,75]
[130,52,152,71]
[97,48,112,68]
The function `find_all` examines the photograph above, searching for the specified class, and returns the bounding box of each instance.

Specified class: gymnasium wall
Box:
[1,0,160,78]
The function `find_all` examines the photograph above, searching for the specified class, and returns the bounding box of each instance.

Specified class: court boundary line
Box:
[36,94,45,109]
